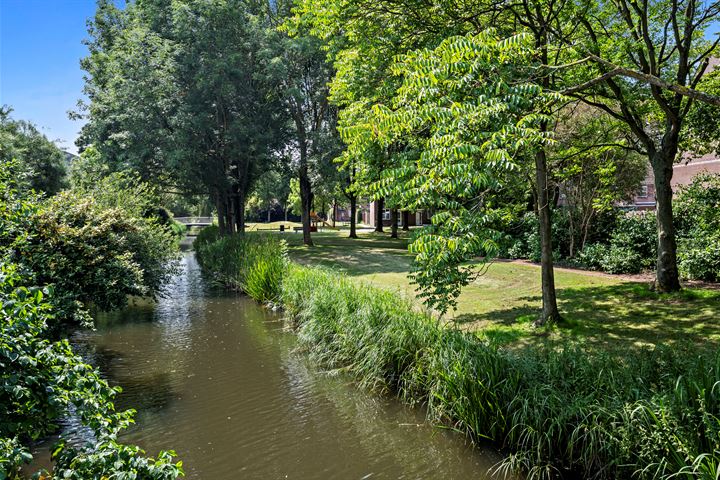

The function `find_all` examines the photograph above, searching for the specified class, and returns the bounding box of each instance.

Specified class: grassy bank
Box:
[195,229,720,479]
[286,231,720,351]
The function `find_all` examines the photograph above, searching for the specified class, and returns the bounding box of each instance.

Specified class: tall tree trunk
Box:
[226,203,234,235]
[332,200,337,228]
[217,194,228,236]
[225,188,235,235]
[652,150,681,292]
[535,148,561,325]
[267,206,271,223]
[374,198,384,233]
[532,28,561,326]
[295,117,314,246]
[299,165,313,246]
[349,195,358,239]
[390,208,398,238]
[401,210,409,231]
[234,188,245,234]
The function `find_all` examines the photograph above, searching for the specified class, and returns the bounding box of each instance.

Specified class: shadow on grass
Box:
[287,232,413,276]
[456,282,720,351]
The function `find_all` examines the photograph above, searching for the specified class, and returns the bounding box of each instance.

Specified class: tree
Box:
[248,170,284,222]
[0,107,67,195]
[269,11,339,246]
[685,66,720,154]
[297,0,569,323]
[342,159,360,238]
[358,32,554,315]
[552,104,647,257]
[79,0,287,235]
[564,0,720,291]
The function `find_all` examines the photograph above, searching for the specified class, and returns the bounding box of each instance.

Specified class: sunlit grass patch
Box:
[285,230,720,351]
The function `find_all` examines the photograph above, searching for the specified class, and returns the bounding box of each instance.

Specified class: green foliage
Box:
[195,232,287,302]
[80,0,289,231]
[0,263,183,479]
[342,30,557,314]
[194,224,221,250]
[0,107,67,195]
[503,212,537,260]
[578,211,656,274]
[287,178,302,216]
[279,264,720,479]
[685,69,720,156]
[675,174,720,282]
[1,168,180,326]
[0,157,182,477]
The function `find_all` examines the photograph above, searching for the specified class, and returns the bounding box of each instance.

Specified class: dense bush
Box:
[279,265,720,479]
[503,212,540,261]
[0,160,183,478]
[504,176,720,280]
[502,208,620,266]
[675,174,720,282]
[570,210,656,274]
[1,165,179,326]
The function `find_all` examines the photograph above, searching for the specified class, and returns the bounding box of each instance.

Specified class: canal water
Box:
[45,252,509,479]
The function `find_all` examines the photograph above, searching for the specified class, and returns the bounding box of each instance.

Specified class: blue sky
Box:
[0,0,97,154]
[0,1,718,155]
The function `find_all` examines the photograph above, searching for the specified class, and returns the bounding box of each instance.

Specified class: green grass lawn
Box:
[285,230,720,351]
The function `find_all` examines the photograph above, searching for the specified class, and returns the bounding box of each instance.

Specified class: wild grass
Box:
[280,265,720,479]
[194,226,286,302]
[196,231,720,479]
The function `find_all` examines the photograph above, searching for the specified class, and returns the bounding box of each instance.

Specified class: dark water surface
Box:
[41,252,510,479]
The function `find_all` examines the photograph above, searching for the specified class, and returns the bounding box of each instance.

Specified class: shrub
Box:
[501,209,606,263]
[0,263,183,479]
[678,232,720,282]
[501,212,538,260]
[0,159,183,478]
[575,210,656,274]
[600,244,646,274]
[0,164,179,326]
[278,264,720,479]
[575,242,606,270]
[18,190,178,325]
[194,224,221,250]
[676,174,720,281]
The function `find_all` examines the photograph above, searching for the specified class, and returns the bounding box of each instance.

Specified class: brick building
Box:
[623,57,720,209]
[626,152,720,210]
[361,200,432,228]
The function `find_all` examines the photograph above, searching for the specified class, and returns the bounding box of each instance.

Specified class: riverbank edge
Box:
[193,230,720,480]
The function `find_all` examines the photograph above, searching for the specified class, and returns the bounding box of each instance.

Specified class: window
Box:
[382,209,391,220]
[638,185,649,198]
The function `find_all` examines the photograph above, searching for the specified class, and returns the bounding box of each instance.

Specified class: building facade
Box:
[626,152,720,210]
[361,200,432,228]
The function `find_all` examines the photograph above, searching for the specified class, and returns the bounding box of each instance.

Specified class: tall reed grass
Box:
[194,227,286,302]
[280,265,720,479]
[195,231,720,479]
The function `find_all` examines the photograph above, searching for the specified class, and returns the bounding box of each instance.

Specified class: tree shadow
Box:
[288,232,414,276]
[454,282,720,352]
[81,344,177,413]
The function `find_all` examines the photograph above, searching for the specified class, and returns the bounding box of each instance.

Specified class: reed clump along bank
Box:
[196,232,720,479]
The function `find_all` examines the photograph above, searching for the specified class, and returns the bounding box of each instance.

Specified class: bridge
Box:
[175,216,214,227]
